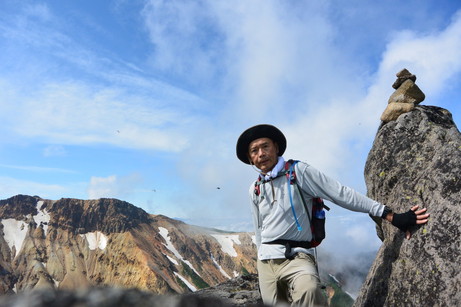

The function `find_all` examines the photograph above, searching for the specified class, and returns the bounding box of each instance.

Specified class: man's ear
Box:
[274,142,279,155]
[247,154,254,165]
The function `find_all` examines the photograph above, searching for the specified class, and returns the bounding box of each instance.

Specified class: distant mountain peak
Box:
[0,195,257,295]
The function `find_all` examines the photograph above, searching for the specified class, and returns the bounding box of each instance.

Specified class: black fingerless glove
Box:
[391,210,417,232]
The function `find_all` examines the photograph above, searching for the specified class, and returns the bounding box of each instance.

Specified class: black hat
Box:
[236,124,286,164]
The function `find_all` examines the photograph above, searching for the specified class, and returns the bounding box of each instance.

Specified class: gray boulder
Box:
[195,273,263,306]
[0,275,264,307]
[355,105,461,306]
[0,287,243,307]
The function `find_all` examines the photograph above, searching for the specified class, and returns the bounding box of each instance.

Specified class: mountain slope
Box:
[0,195,257,294]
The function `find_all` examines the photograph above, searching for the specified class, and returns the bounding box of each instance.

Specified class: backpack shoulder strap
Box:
[254,176,262,196]
[277,159,299,182]
[254,159,298,193]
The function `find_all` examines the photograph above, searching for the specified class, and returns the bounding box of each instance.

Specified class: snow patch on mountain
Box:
[1,218,29,258]
[80,231,108,250]
[174,272,197,292]
[33,200,50,235]
[158,227,201,277]
[211,234,241,257]
[166,255,179,265]
[329,273,341,285]
[211,254,231,279]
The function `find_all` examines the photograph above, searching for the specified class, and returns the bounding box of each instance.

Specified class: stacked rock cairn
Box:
[380,68,426,122]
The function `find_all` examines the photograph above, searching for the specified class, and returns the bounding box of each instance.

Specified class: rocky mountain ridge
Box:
[0,195,357,306]
[0,195,257,295]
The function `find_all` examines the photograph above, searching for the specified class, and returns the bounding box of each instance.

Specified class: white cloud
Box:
[0,176,68,199]
[142,0,224,84]
[379,10,461,96]
[218,2,340,118]
[87,175,117,199]
[23,3,52,21]
[87,173,142,200]
[0,4,207,152]
[321,209,382,257]
[141,1,342,119]
[0,79,192,151]
[0,164,75,173]
[345,225,378,248]
[43,145,67,157]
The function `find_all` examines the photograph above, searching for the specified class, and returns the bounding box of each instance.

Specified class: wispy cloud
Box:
[0,176,70,199]
[0,164,76,174]
[7,81,192,151]
[142,0,226,86]
[87,174,143,200]
[379,10,461,95]
[0,3,207,152]
[43,145,67,157]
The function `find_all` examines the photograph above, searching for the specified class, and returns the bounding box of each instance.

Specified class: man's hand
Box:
[385,205,430,239]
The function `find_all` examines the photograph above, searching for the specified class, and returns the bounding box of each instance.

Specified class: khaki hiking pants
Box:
[257,253,327,307]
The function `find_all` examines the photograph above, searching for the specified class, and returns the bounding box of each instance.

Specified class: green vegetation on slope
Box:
[181,261,210,289]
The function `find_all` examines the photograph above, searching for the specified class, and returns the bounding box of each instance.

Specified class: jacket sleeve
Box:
[296,162,385,217]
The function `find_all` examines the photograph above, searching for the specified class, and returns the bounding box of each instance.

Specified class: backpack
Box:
[254,159,330,259]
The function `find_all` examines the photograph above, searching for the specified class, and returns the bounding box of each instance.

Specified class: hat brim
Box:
[236,124,286,164]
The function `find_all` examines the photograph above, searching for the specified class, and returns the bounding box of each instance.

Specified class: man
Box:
[236,124,429,307]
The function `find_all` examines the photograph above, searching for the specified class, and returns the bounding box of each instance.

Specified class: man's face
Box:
[248,137,279,173]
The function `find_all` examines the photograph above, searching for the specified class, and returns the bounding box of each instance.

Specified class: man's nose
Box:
[258,148,266,157]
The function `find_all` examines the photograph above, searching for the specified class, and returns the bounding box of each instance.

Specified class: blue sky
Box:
[1,0,461,261]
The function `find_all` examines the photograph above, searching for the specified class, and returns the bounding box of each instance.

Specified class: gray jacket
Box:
[249,160,384,260]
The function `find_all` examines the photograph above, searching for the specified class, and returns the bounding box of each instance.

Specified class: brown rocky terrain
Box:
[0,195,257,295]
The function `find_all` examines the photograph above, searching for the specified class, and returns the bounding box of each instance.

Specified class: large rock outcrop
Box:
[355,101,461,304]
